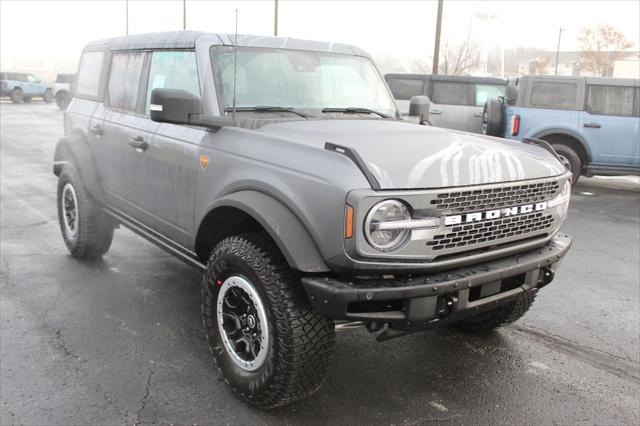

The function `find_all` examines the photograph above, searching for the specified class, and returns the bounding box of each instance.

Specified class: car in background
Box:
[0,72,54,103]
[482,75,640,183]
[54,73,75,110]
[385,73,507,133]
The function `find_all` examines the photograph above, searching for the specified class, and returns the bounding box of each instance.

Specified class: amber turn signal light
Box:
[344,205,354,239]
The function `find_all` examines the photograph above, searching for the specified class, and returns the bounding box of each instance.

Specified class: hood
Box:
[256,119,566,189]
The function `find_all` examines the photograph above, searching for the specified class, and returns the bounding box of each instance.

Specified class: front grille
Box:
[430,180,560,214]
[427,211,555,251]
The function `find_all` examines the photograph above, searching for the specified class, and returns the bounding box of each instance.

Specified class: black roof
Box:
[385,73,507,85]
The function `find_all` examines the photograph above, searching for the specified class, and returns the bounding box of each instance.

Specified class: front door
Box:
[580,84,640,167]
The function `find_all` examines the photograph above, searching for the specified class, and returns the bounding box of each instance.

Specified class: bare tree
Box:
[439,25,480,75]
[579,24,634,76]
[530,55,551,75]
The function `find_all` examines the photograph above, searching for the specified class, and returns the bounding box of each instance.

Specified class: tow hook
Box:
[538,267,554,288]
[439,295,458,317]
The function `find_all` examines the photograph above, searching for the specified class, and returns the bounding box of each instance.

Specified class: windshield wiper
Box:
[224,106,311,118]
[321,107,392,119]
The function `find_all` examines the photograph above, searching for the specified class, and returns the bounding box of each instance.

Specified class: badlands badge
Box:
[199,155,209,171]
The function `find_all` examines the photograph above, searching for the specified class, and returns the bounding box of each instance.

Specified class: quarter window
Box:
[108,51,145,111]
[76,51,105,98]
[586,85,634,117]
[388,78,424,101]
[475,84,506,106]
[145,51,200,115]
[529,81,577,109]
[431,82,468,106]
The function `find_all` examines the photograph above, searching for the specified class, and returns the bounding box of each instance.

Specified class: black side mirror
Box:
[150,88,203,124]
[408,95,430,123]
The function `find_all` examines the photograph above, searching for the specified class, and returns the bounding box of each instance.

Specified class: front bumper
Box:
[302,234,571,326]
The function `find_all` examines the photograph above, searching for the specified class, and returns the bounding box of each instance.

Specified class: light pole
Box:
[125,0,129,35]
[274,0,278,36]
[432,0,443,74]
[555,27,564,75]
[183,0,186,30]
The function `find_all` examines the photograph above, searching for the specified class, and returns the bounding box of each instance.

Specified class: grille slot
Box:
[427,212,554,251]
[430,181,560,214]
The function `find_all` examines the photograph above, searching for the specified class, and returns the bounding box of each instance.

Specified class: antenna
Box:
[231,8,239,125]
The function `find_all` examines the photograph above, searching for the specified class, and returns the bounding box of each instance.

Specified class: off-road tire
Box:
[56,92,71,110]
[202,233,336,409]
[22,96,32,103]
[456,291,536,333]
[57,164,114,259]
[551,143,581,184]
[10,88,23,103]
[43,88,54,103]
[482,98,505,136]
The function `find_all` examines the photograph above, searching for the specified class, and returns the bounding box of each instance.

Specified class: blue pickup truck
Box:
[483,75,640,183]
[0,72,54,103]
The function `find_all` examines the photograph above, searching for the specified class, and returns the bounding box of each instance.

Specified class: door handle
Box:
[430,110,443,115]
[89,124,103,136]
[128,136,149,150]
[473,112,483,117]
[583,122,601,128]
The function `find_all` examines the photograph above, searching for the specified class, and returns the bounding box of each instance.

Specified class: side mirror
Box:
[150,88,203,124]
[408,95,430,123]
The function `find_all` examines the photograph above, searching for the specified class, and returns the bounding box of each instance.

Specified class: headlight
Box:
[364,200,411,251]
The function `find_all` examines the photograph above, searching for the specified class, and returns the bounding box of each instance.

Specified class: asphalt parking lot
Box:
[1,101,639,425]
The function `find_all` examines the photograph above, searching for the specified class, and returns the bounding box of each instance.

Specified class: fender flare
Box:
[199,190,330,273]
[53,134,106,204]
[533,128,592,164]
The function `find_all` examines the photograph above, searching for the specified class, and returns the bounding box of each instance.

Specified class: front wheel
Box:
[202,233,335,408]
[56,92,71,110]
[43,88,54,103]
[57,164,114,259]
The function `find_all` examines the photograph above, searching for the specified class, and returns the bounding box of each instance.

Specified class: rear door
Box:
[580,84,640,166]
[428,80,472,131]
[134,50,205,246]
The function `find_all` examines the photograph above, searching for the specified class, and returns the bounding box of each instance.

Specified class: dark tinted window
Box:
[529,81,577,109]
[108,52,145,111]
[431,81,468,105]
[145,51,199,114]
[388,78,424,100]
[635,88,640,117]
[56,74,73,84]
[76,51,104,98]
[586,85,634,117]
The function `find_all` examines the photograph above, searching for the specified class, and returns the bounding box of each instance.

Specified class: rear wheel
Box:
[551,143,581,184]
[43,88,54,103]
[482,98,505,136]
[202,233,335,408]
[10,88,23,103]
[56,92,71,110]
[57,164,114,259]
[456,291,536,333]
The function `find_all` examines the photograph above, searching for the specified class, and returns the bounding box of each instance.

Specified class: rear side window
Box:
[529,81,577,109]
[145,51,200,115]
[388,78,424,101]
[475,84,506,106]
[586,85,634,117]
[108,51,145,111]
[76,51,104,98]
[431,82,468,106]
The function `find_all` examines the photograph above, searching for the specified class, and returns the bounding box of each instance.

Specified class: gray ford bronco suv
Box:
[54,32,572,408]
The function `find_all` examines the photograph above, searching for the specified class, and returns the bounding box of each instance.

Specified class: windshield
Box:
[211,46,397,117]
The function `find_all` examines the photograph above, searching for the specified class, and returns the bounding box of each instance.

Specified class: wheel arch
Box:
[53,135,106,204]
[533,129,591,167]
[195,191,330,273]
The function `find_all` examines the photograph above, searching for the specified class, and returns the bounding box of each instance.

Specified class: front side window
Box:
[431,82,468,106]
[475,84,506,106]
[388,78,424,101]
[145,51,200,115]
[211,47,397,116]
[108,51,145,111]
[26,74,38,83]
[586,85,634,117]
[529,81,577,109]
[76,51,104,98]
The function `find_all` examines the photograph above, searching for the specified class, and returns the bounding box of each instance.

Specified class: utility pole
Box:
[274,0,278,36]
[183,0,186,30]
[555,27,564,75]
[432,0,444,74]
[125,0,129,35]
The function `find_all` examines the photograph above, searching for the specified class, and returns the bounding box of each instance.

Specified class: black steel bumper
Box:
[301,234,571,326]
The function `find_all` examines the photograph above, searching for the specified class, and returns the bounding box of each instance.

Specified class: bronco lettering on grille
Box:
[443,202,548,226]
